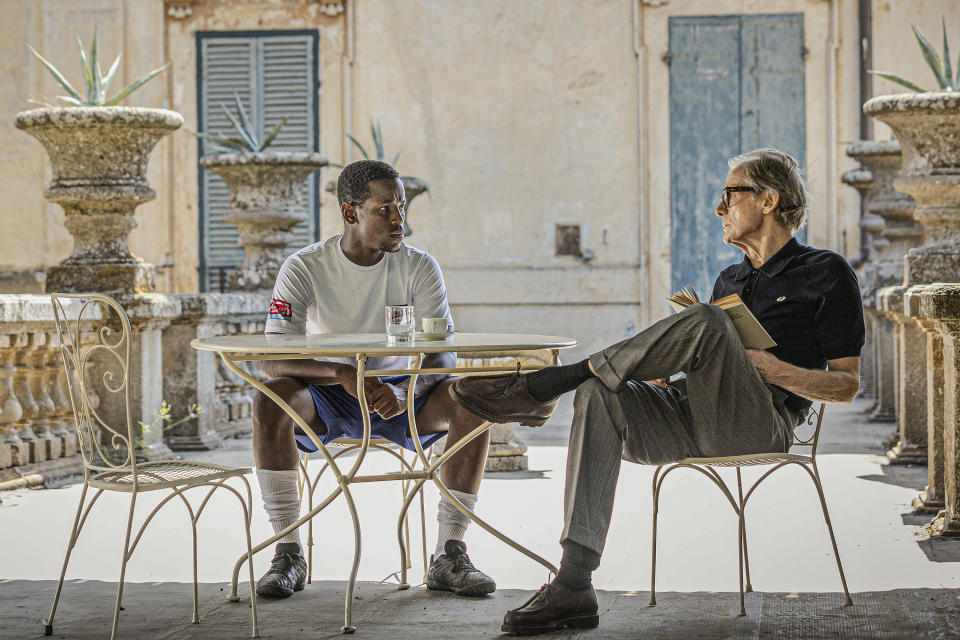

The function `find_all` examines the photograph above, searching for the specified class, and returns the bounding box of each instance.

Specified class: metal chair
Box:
[46,293,259,639]
[299,439,430,587]
[649,403,852,616]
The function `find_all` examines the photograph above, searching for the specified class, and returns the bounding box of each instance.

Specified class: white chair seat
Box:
[678,451,812,467]
[90,460,250,492]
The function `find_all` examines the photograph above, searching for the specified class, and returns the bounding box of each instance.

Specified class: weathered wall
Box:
[3,0,957,360]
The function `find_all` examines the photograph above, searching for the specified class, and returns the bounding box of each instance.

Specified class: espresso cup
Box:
[422,317,450,334]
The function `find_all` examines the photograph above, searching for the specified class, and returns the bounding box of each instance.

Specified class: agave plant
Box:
[347,121,402,166]
[30,27,169,106]
[196,95,288,153]
[870,18,959,92]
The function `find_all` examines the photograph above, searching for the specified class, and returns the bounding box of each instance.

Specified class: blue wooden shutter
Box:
[197,31,319,292]
[668,14,805,298]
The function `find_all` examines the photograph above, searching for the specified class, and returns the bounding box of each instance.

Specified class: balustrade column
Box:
[13,333,44,463]
[46,335,76,458]
[27,332,58,459]
[882,290,928,465]
[0,335,26,466]
[913,312,946,514]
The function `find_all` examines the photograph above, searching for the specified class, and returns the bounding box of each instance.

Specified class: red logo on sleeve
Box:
[269,298,292,321]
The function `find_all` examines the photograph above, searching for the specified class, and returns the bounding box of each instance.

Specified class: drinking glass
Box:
[385,304,415,343]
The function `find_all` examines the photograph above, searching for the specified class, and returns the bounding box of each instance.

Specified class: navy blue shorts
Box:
[297,375,447,453]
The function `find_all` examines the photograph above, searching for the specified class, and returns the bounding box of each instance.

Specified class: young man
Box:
[451,149,865,634]
[253,160,495,599]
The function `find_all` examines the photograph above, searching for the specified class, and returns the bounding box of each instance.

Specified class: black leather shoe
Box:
[256,544,307,598]
[427,540,496,596]
[502,580,599,635]
[450,369,558,427]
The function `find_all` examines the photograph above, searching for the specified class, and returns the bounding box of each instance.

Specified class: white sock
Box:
[435,489,477,558]
[257,469,302,551]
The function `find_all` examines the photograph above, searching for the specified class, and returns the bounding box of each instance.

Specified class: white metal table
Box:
[190,332,576,633]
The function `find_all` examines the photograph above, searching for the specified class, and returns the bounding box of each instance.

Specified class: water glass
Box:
[385,304,415,343]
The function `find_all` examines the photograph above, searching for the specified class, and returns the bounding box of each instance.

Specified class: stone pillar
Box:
[842,141,920,424]
[913,313,946,514]
[199,153,326,292]
[0,335,26,466]
[866,92,960,533]
[881,288,928,464]
[485,423,529,471]
[920,285,960,535]
[27,332,59,460]
[14,107,182,294]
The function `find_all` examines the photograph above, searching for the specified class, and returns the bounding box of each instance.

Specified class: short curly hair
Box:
[337,160,400,206]
[729,149,808,233]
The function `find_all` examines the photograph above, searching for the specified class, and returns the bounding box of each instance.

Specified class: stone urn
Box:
[14,107,183,294]
[865,91,960,533]
[864,92,960,285]
[199,152,327,292]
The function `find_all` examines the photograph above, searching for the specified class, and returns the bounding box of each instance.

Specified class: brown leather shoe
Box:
[501,580,599,635]
[450,370,558,426]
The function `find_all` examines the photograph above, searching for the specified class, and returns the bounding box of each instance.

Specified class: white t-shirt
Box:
[264,234,453,370]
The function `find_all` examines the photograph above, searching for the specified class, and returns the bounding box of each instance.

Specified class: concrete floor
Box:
[1,398,959,639]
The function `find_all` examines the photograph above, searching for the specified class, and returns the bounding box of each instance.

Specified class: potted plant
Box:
[325,121,430,235]
[864,18,960,285]
[15,29,180,294]
[198,96,327,292]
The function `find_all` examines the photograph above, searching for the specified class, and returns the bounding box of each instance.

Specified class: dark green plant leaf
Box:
[104,62,169,105]
[943,18,954,90]
[391,150,401,167]
[260,116,288,151]
[233,94,260,149]
[869,70,927,92]
[30,46,83,102]
[346,133,370,159]
[220,102,257,151]
[374,121,385,161]
[913,24,949,89]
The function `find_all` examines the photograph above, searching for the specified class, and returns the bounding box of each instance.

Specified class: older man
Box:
[451,149,864,635]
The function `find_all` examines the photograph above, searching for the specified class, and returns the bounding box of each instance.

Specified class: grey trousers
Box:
[561,303,795,555]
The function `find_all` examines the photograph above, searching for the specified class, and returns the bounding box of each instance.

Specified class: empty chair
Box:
[46,293,259,639]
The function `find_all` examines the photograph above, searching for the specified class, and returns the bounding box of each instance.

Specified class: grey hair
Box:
[728,148,808,233]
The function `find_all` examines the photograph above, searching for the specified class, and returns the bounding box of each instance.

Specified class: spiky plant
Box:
[346,121,402,166]
[870,18,959,92]
[30,27,169,106]
[196,95,288,153]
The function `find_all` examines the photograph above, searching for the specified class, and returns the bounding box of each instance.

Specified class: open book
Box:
[667,286,776,350]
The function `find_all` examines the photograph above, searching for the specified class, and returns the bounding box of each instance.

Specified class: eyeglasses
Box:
[719,186,759,208]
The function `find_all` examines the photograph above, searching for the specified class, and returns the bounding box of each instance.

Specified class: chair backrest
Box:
[50,293,136,477]
[791,402,827,457]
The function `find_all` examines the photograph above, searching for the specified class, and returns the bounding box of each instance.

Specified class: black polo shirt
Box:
[710,237,865,416]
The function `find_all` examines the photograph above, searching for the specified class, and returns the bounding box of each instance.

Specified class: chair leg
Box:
[341,484,362,634]
[44,483,92,636]
[190,518,200,624]
[737,468,753,593]
[649,467,662,607]
[736,513,746,617]
[110,492,138,640]
[238,479,261,638]
[810,463,853,606]
[419,479,428,583]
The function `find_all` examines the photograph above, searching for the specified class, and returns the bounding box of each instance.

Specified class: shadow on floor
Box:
[4,579,958,640]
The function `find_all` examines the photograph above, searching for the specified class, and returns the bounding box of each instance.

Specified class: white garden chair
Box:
[45,293,259,639]
[649,403,852,616]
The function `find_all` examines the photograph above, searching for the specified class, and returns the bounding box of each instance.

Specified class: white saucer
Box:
[415,331,454,341]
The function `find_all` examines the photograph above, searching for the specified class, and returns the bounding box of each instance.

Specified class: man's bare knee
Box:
[253,376,306,431]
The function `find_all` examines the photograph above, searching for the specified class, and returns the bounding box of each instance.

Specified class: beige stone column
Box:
[0,335,27,466]
[26,332,59,460]
[880,287,927,465]
[44,335,75,459]
[841,141,919,424]
[912,314,945,514]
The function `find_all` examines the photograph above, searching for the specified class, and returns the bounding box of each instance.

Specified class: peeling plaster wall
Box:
[2,0,956,361]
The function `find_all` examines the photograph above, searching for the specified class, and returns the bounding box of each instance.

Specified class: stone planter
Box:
[200,152,327,292]
[865,91,960,532]
[14,107,183,294]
